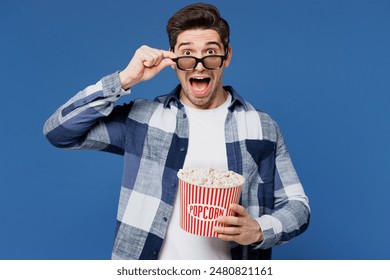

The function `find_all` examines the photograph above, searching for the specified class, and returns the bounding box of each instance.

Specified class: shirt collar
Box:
[156,84,248,111]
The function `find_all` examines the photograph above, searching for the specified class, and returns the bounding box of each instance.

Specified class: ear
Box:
[224,45,233,68]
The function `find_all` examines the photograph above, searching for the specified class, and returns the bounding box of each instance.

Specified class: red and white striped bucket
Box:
[178,177,242,237]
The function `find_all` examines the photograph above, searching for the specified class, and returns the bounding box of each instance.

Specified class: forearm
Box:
[255,196,310,249]
[43,72,130,150]
[254,119,310,249]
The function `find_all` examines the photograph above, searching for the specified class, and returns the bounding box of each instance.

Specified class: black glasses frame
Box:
[172,52,228,71]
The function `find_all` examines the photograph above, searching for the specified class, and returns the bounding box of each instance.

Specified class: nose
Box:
[194,59,205,71]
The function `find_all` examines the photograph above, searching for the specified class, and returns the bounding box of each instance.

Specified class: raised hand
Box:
[119,45,177,90]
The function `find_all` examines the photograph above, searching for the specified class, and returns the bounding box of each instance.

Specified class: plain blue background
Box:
[1,0,389,260]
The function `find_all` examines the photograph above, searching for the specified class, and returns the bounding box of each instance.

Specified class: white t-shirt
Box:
[158,94,232,260]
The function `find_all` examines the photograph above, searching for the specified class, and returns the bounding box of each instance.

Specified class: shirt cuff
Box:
[102,71,131,101]
[252,215,282,250]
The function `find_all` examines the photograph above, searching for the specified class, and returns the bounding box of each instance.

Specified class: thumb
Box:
[155,58,175,72]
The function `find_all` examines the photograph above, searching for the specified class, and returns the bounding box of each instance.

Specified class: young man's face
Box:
[172,29,232,109]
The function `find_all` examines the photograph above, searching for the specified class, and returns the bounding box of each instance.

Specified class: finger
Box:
[150,49,170,65]
[144,51,176,68]
[217,233,239,242]
[142,51,162,67]
[154,58,176,72]
[161,50,177,59]
[216,211,241,225]
[156,50,177,70]
[229,203,248,217]
[219,234,238,241]
[214,225,241,235]
[137,46,162,67]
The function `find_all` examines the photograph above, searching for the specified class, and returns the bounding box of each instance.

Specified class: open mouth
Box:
[190,77,211,95]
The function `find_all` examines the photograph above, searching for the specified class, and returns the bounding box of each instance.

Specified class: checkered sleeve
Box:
[43,72,131,154]
[255,122,310,249]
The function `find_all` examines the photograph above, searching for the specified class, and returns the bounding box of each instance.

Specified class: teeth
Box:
[190,77,210,85]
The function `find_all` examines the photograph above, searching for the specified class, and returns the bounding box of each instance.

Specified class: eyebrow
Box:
[176,41,223,50]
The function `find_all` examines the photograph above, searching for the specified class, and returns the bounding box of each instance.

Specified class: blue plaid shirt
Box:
[44,72,310,260]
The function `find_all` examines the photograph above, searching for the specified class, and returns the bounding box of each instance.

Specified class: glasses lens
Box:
[203,56,223,69]
[177,57,196,70]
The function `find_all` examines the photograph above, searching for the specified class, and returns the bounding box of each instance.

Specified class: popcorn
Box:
[177,167,244,237]
[177,167,245,188]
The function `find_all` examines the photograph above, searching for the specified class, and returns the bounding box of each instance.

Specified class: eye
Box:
[182,50,192,56]
[206,49,217,55]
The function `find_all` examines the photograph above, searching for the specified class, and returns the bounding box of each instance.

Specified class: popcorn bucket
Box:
[177,168,243,237]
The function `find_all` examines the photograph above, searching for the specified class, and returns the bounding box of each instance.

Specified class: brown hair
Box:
[167,3,230,50]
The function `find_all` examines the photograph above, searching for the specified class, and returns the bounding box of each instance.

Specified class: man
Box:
[44,3,310,260]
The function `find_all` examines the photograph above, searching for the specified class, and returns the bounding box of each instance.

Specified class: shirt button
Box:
[180,147,185,152]
[163,217,167,222]
[111,87,116,93]
[183,113,187,118]
[116,94,120,98]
